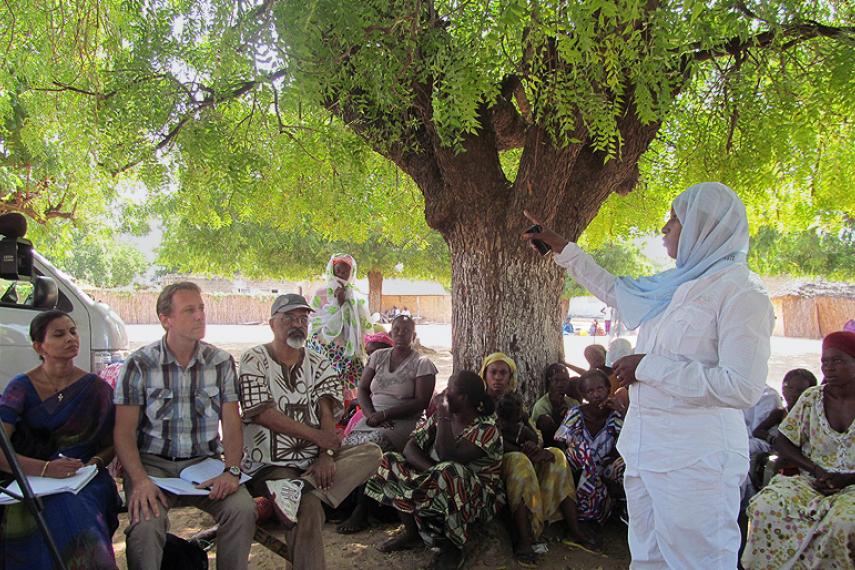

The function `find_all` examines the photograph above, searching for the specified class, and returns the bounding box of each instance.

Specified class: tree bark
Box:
[445,221,566,404]
[367,269,383,315]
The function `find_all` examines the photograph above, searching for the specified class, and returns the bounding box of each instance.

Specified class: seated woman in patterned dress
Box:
[364,370,503,570]
[742,331,855,570]
[555,369,626,524]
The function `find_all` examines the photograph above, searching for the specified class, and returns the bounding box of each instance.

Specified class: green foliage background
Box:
[0,0,853,286]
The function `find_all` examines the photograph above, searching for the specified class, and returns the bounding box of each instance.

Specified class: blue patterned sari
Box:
[0,373,120,570]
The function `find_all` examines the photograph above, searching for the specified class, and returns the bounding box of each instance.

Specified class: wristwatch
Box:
[223,465,241,478]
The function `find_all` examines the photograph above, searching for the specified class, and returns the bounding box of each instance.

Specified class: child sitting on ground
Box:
[496,392,554,464]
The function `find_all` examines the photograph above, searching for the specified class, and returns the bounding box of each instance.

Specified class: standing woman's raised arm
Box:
[522,211,618,307]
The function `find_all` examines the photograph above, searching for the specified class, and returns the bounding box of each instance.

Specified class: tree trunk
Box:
[342,95,660,407]
[445,222,566,404]
[367,269,383,315]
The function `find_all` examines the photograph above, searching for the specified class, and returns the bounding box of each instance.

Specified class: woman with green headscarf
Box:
[308,254,373,402]
[480,352,595,564]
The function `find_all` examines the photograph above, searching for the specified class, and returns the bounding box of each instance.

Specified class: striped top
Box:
[114,337,239,458]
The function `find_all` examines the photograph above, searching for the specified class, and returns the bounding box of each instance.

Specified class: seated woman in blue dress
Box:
[0,310,120,569]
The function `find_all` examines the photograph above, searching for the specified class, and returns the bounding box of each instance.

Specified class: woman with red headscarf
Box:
[742,331,855,569]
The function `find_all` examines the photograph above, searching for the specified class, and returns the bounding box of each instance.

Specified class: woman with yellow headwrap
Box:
[480,353,596,564]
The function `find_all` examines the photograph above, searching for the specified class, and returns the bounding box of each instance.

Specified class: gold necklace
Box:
[40,368,72,402]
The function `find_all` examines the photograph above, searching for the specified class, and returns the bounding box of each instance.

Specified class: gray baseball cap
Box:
[271,293,313,316]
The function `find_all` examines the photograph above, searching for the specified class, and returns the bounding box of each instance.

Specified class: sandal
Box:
[431,545,465,570]
[513,549,537,568]
[561,537,601,555]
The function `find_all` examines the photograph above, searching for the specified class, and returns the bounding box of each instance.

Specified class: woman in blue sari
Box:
[0,310,120,570]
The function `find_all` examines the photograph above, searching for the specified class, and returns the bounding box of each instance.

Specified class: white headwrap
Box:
[308,254,371,359]
[605,338,634,367]
[614,182,749,329]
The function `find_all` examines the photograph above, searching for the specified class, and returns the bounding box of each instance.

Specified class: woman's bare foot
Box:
[336,502,370,534]
[376,529,422,553]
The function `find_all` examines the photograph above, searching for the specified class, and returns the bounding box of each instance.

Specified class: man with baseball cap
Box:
[238,293,381,570]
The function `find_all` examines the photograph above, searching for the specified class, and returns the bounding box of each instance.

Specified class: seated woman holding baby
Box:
[482,352,594,563]
[365,370,503,569]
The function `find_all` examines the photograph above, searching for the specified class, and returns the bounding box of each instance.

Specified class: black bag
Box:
[161,533,208,570]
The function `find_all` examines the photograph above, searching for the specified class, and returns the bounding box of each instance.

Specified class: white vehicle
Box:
[567,295,608,320]
[0,251,128,388]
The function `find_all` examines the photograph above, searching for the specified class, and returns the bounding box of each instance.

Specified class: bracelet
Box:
[41,460,50,477]
[91,456,104,467]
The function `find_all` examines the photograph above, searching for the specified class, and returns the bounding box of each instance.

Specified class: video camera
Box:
[0,213,34,280]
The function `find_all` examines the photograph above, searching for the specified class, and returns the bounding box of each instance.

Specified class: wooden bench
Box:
[189,520,289,560]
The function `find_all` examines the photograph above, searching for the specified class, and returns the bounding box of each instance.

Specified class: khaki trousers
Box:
[248,443,382,570]
[124,454,257,570]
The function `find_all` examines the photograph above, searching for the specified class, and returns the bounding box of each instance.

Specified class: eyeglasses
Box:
[278,314,309,325]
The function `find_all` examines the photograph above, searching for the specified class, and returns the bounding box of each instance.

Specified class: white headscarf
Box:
[605,338,634,367]
[614,182,749,329]
[308,254,371,359]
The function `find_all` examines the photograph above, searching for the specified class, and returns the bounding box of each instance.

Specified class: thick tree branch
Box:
[1,183,77,223]
[490,75,529,151]
[111,68,288,174]
[555,102,661,239]
[689,21,854,64]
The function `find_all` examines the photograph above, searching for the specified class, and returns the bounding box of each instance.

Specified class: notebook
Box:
[0,464,99,505]
[150,458,250,496]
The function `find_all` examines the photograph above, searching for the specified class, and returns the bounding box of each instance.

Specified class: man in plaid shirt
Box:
[114,282,256,570]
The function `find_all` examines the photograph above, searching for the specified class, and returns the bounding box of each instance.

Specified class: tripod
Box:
[0,425,67,570]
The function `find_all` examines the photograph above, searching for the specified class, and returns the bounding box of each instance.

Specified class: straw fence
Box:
[86,290,277,325]
[87,289,853,336]
[86,290,455,325]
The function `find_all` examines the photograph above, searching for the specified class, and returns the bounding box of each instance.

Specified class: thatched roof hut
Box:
[768,280,855,339]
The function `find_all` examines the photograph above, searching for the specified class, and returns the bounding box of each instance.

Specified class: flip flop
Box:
[376,533,422,553]
[561,538,601,556]
[513,551,537,568]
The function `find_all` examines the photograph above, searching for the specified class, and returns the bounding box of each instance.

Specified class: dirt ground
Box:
[115,326,822,569]
[112,507,631,570]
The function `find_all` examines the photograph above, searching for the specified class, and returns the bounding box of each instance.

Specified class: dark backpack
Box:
[161,533,208,570]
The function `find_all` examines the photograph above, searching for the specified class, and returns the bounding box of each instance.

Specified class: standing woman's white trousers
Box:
[624,451,748,569]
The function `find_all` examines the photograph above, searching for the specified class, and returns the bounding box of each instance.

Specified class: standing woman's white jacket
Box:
[554,245,775,471]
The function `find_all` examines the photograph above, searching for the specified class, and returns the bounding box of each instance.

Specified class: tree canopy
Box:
[31,223,149,287]
[3,1,851,231]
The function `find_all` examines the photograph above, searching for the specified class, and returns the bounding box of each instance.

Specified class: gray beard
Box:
[286,336,306,349]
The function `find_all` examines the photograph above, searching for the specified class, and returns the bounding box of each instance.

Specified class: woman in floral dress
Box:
[308,253,372,402]
[742,331,855,569]
[555,369,625,523]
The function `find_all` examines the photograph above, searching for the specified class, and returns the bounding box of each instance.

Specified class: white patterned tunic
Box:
[238,345,341,473]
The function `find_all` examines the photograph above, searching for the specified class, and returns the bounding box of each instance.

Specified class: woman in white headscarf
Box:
[308,254,372,402]
[524,182,775,569]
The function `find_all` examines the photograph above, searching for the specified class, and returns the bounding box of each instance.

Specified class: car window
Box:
[0,279,35,307]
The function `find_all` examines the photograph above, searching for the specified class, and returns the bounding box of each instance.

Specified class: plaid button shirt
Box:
[115,337,239,458]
